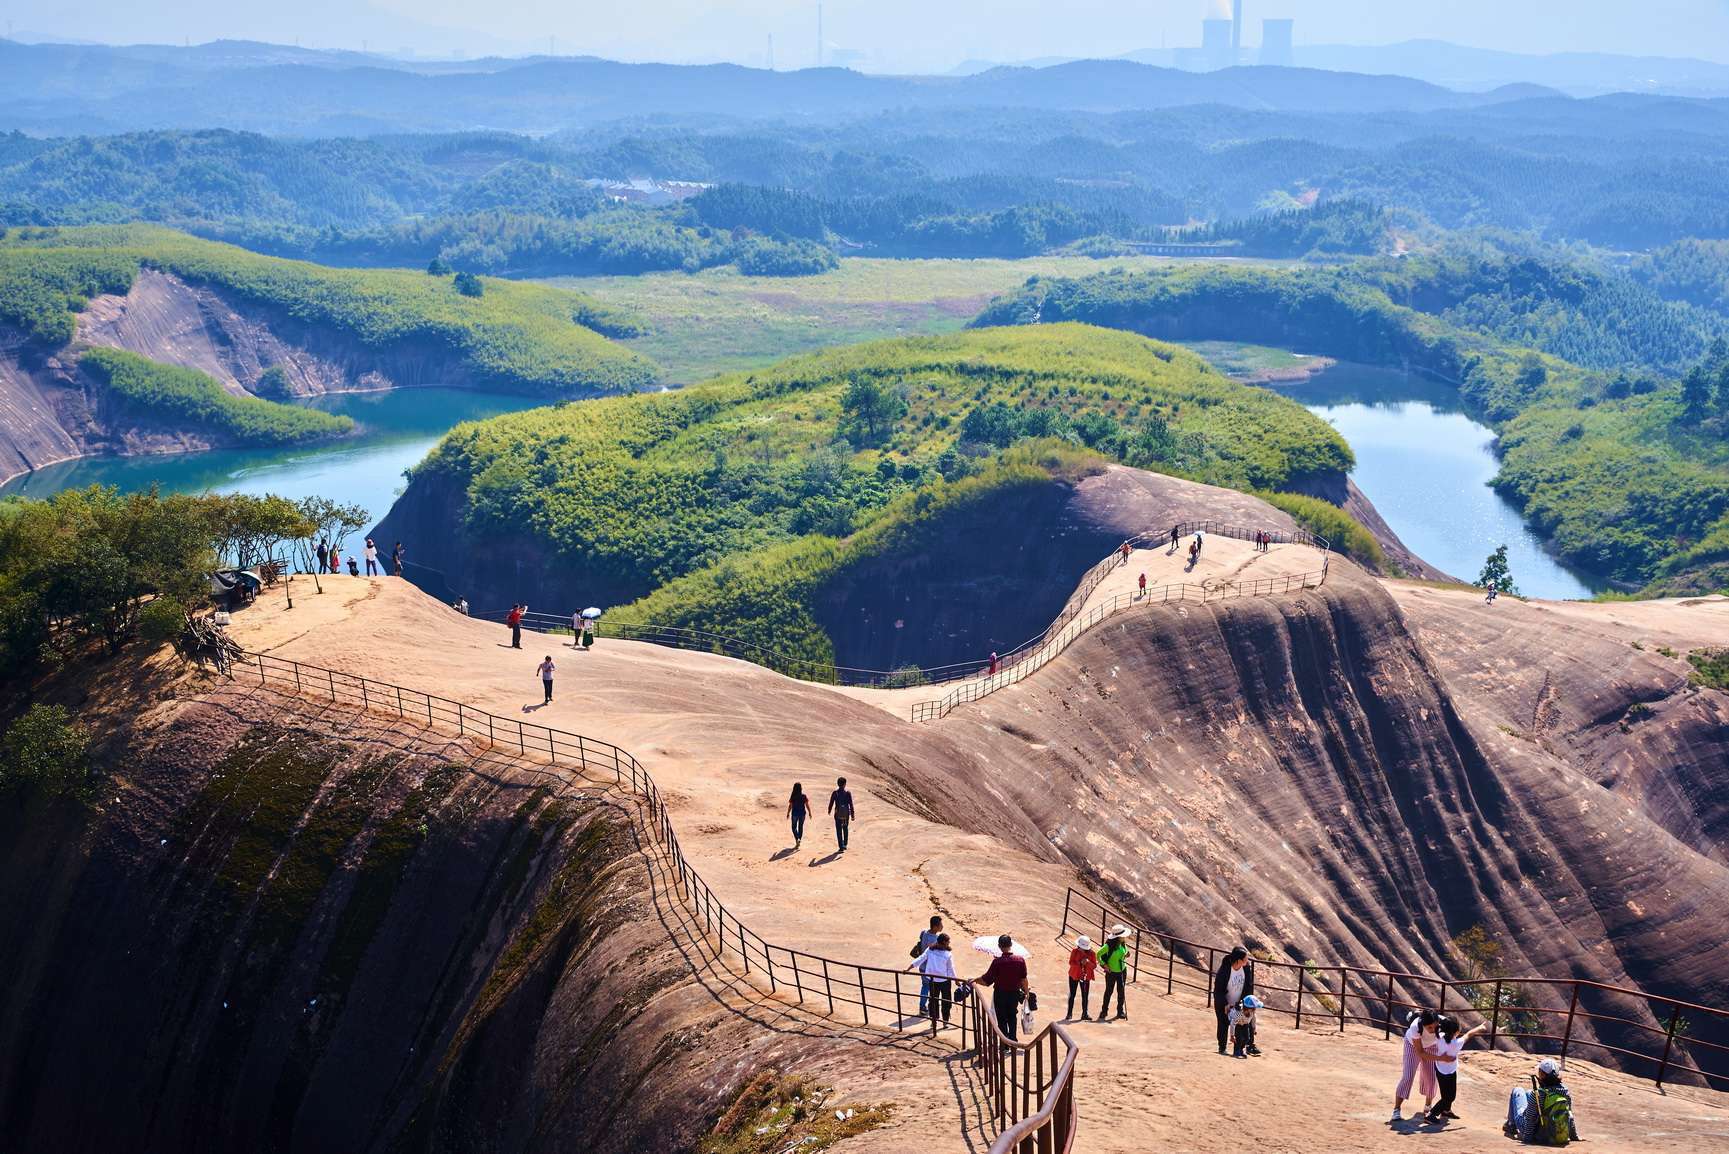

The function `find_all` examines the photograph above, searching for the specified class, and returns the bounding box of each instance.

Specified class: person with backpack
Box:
[1066,934,1098,1021]
[786,782,813,848]
[907,932,958,1035]
[827,776,855,851]
[1213,945,1256,1053]
[507,604,524,649]
[1425,1015,1489,1125]
[1097,925,1132,1021]
[1505,1058,1580,1145]
[910,915,944,1015]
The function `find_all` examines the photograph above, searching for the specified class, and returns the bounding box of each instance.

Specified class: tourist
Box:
[827,776,855,851]
[1213,946,1256,1054]
[1097,925,1131,1021]
[1066,934,1097,1021]
[1138,572,1147,599]
[913,915,944,1015]
[1194,530,1204,556]
[972,934,1030,1041]
[507,604,524,648]
[536,654,556,703]
[909,932,958,1034]
[315,538,329,574]
[1504,1058,1580,1144]
[1230,993,1261,1058]
[346,556,359,576]
[787,782,813,847]
[987,651,999,676]
[1392,1009,1441,1122]
[1187,540,1199,570]
[328,541,341,575]
[571,609,584,646]
[581,614,595,649]
[391,541,404,576]
[1169,524,1181,553]
[1426,1015,1489,1125]
[1120,541,1132,566]
[453,597,469,615]
[1486,586,1500,605]
[364,537,380,576]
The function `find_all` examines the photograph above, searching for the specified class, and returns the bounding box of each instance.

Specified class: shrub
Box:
[138,598,188,647]
[453,270,484,297]
[1,703,93,797]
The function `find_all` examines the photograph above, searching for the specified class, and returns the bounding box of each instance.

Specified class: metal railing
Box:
[484,520,1329,707]
[971,993,1079,1154]
[1060,887,1729,1091]
[224,647,1082,1146]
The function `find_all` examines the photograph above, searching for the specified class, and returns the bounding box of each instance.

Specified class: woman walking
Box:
[1393,1009,1442,1122]
[786,783,813,847]
[908,933,958,1034]
[536,654,556,703]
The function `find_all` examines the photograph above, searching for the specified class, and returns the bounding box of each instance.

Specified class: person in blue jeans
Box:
[828,776,855,851]
[1505,1059,1580,1143]
[913,915,944,1015]
[786,783,813,848]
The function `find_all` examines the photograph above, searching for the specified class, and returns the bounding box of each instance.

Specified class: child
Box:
[1229,993,1261,1058]
[1426,1016,1489,1125]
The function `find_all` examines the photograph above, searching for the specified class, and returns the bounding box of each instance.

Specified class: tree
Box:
[1,703,92,798]
[453,270,484,297]
[1451,924,1504,981]
[426,256,452,276]
[1682,365,1713,422]
[207,493,314,571]
[1478,543,1518,594]
[295,496,370,592]
[1515,353,1548,389]
[838,375,908,447]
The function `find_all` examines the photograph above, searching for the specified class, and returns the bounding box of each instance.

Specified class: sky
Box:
[5,0,1729,71]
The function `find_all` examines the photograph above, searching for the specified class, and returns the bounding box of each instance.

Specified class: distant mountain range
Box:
[0,38,1566,136]
[965,39,1729,99]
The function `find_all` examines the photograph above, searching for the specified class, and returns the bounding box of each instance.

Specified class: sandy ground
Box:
[227,568,1729,1153]
[834,536,1327,715]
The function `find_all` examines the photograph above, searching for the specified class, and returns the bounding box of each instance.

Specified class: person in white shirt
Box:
[363,537,380,576]
[536,655,556,703]
[907,932,959,1033]
[1426,1016,1489,1125]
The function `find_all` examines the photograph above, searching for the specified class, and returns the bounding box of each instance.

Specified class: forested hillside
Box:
[0,225,655,396]
[392,324,1348,661]
[978,265,1729,590]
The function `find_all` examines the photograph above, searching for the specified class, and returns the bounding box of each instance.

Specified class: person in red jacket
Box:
[507,604,524,649]
[1067,934,1098,1021]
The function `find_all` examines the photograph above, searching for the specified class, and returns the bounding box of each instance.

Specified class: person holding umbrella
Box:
[971,933,1031,1041]
[579,606,601,649]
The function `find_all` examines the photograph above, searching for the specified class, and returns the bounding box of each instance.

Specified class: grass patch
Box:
[700,1072,890,1154]
[1688,648,1729,690]
[1256,489,1392,573]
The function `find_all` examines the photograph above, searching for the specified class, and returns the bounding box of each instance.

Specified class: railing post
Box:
[328,668,336,701]
[293,663,302,692]
[858,966,869,1025]
[1384,972,1395,1038]
[1206,949,1216,1007]
[1296,974,1304,1029]
[895,971,904,1031]
[1489,979,1504,1046]
[395,686,404,717]
[1655,1005,1682,1088]
[792,953,805,1003]
[1338,968,1347,1032]
[739,921,749,973]
[1061,889,1072,938]
[821,958,836,1015]
[1167,940,1175,995]
[1560,983,1580,1065]
[1131,931,1141,984]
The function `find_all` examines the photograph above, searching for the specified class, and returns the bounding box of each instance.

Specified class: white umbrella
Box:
[972,935,1031,959]
[580,607,603,619]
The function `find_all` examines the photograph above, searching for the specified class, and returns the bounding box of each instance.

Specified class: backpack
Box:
[910,939,927,959]
[1532,1078,1573,1146]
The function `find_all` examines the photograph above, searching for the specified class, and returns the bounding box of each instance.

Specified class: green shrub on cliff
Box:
[81,348,353,446]
[1256,491,1390,573]
[0,704,93,798]
[0,225,656,397]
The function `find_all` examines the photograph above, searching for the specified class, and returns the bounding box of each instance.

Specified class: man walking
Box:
[828,776,855,852]
[507,604,524,649]
[1097,925,1131,1021]
[914,915,944,1016]
[1169,524,1180,553]
[364,537,380,576]
[973,935,1030,1041]
[316,538,329,574]
[536,654,556,703]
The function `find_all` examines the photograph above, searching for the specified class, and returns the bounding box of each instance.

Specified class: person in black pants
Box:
[973,934,1029,1041]
[828,776,855,851]
[1213,946,1256,1055]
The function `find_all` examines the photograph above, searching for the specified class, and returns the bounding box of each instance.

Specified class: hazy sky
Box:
[6,0,1729,70]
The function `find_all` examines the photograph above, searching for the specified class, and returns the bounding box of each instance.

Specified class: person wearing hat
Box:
[1229,993,1262,1058]
[1212,946,1256,1054]
[1066,935,1099,1021]
[1096,925,1132,1021]
[1505,1058,1580,1144]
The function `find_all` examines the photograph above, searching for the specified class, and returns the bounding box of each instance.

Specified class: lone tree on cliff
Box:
[1478,544,1518,595]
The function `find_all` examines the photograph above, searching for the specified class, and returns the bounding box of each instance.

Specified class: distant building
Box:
[1260,18,1293,67]
[1201,19,1233,70]
[1232,0,1244,51]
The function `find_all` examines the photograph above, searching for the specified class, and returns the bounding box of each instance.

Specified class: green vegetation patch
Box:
[422,324,1348,641]
[0,703,93,798]
[1687,648,1729,691]
[0,225,656,396]
[1256,491,1390,573]
[701,1072,890,1154]
[81,347,352,445]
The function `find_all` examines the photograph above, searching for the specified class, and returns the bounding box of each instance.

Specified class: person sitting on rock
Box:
[1504,1058,1580,1145]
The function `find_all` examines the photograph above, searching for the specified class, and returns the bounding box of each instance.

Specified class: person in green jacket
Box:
[1096,925,1131,1021]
